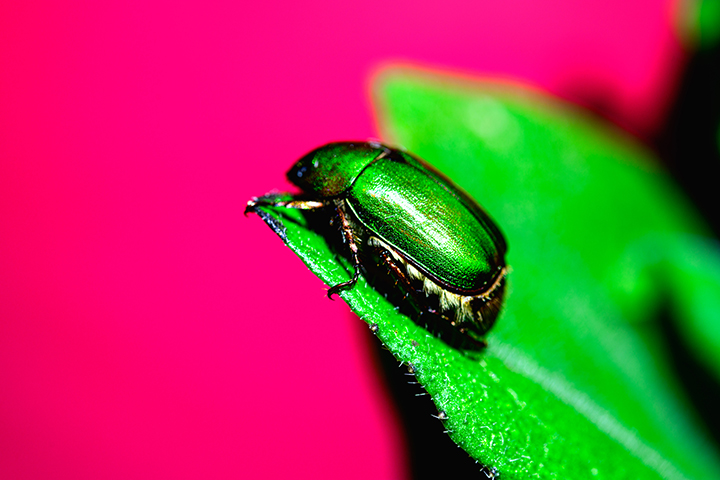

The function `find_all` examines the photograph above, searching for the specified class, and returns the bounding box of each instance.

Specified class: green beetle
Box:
[246,142,508,337]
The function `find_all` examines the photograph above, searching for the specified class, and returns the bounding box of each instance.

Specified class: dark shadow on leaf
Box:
[654,44,720,237]
[660,306,720,445]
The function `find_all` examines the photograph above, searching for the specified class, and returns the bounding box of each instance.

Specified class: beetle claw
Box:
[327,283,344,300]
[327,270,361,299]
[327,283,350,299]
[244,200,257,217]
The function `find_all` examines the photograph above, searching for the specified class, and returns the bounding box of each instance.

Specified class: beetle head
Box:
[287,142,386,197]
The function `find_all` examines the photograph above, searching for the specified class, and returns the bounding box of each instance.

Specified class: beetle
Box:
[246,141,508,338]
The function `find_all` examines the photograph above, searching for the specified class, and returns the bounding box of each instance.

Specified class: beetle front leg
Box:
[244,197,326,216]
[327,205,362,299]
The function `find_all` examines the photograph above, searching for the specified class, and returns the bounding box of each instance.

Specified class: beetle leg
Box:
[244,197,325,216]
[377,249,417,298]
[376,249,455,323]
[326,206,362,300]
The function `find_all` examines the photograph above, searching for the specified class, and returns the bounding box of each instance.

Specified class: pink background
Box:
[0,1,686,478]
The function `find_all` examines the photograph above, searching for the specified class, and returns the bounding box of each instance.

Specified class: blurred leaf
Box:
[250,68,720,479]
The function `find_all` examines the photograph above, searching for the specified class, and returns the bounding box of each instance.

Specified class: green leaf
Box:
[251,68,720,479]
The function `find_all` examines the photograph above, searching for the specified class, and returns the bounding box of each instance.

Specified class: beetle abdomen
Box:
[367,236,506,334]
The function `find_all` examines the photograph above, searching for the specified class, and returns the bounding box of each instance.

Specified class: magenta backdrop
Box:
[0,1,684,479]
